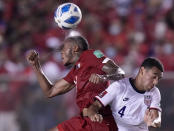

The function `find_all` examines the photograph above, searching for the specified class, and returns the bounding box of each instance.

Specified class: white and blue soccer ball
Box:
[54,3,82,29]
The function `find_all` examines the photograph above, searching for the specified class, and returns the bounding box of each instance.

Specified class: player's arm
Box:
[89,59,125,84]
[144,109,161,128]
[144,88,162,128]
[102,59,125,80]
[26,50,75,98]
[83,100,103,123]
[83,81,118,122]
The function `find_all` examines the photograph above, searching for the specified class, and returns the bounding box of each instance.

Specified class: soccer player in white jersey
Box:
[82,57,164,131]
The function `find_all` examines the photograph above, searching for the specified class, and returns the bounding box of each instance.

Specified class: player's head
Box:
[61,36,89,66]
[138,57,164,91]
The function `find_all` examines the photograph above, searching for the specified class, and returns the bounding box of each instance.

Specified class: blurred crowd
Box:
[0,0,174,130]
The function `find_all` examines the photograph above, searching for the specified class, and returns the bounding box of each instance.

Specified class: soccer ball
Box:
[54,3,82,29]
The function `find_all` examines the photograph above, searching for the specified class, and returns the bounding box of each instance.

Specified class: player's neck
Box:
[134,77,146,92]
[71,52,81,64]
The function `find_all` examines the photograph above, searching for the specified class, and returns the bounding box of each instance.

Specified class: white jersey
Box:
[96,78,161,131]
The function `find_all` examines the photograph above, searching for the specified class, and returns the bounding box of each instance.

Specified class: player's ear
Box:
[140,67,145,76]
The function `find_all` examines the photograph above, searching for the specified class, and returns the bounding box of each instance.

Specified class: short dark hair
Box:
[64,36,89,51]
[141,57,164,72]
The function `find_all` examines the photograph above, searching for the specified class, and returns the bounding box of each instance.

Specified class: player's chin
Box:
[62,59,67,65]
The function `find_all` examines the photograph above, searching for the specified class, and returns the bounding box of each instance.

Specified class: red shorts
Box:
[57,115,117,131]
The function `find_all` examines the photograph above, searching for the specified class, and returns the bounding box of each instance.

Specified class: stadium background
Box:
[0,0,174,130]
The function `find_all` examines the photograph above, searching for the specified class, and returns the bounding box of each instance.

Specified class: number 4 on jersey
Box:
[118,106,126,117]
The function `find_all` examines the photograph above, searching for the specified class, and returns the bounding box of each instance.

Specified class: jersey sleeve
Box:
[63,68,75,84]
[84,50,109,70]
[150,87,162,112]
[95,81,120,106]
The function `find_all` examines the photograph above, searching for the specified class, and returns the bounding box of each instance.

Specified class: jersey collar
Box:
[129,78,145,94]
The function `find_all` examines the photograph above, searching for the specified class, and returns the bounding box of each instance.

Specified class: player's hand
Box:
[89,74,105,84]
[144,109,161,128]
[89,113,103,123]
[82,108,103,123]
[144,109,154,126]
[26,50,40,67]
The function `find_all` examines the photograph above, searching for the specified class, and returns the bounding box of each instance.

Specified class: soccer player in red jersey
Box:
[26,36,125,131]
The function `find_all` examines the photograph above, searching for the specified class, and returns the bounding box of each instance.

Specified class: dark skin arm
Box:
[89,59,125,84]
[84,100,161,127]
[83,100,103,122]
[26,50,75,98]
[26,50,124,98]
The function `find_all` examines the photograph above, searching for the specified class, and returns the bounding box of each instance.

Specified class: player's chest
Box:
[117,91,152,107]
[73,63,90,78]
[113,91,152,117]
[73,61,101,80]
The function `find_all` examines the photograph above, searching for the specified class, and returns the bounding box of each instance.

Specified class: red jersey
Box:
[64,49,111,115]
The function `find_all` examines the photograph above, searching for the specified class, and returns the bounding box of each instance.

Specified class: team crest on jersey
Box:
[144,95,152,107]
[93,50,104,58]
[98,91,108,98]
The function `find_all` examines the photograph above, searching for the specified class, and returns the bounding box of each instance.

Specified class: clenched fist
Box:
[26,50,40,67]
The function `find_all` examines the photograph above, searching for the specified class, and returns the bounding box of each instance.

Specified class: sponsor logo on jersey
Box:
[74,76,77,85]
[93,50,104,58]
[98,91,107,98]
[77,63,80,68]
[144,95,152,107]
[75,63,81,69]
[123,97,129,101]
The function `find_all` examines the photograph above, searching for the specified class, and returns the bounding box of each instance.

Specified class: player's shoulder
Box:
[82,49,105,58]
[81,49,94,55]
[106,78,128,95]
[116,77,130,85]
[150,86,160,92]
[109,78,128,89]
[149,86,161,96]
